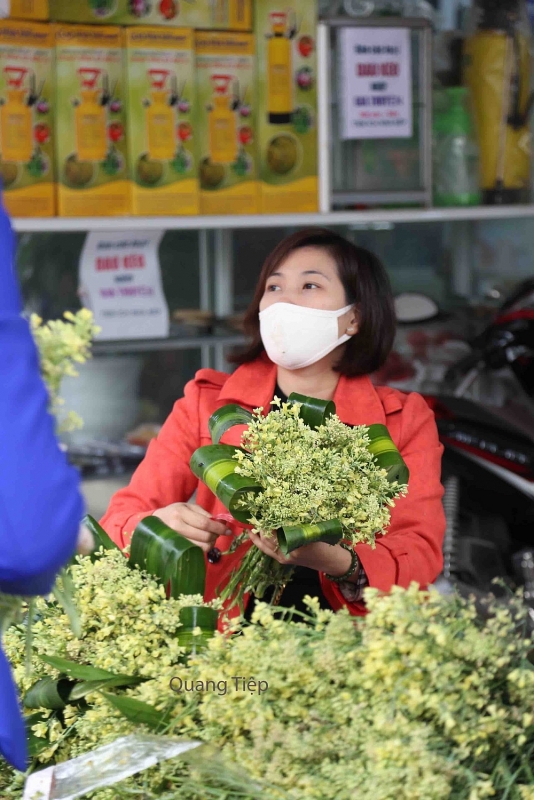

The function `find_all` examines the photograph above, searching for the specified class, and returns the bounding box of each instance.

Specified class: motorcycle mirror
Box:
[394,292,440,323]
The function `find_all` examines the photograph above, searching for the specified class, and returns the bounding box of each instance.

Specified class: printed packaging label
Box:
[55,24,130,216]
[125,27,198,215]
[196,31,258,215]
[9,0,49,20]
[0,20,55,216]
[255,0,318,212]
[50,0,252,30]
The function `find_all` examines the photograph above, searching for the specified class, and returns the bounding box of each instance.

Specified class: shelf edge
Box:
[12,205,534,233]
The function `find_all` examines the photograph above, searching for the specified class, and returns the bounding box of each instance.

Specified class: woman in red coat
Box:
[100,228,445,625]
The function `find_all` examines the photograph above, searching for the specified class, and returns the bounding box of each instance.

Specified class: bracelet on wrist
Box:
[324,541,360,583]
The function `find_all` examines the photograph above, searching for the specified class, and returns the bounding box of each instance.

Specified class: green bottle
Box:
[433,86,481,207]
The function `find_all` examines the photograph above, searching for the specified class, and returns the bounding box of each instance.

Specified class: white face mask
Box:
[259,302,354,370]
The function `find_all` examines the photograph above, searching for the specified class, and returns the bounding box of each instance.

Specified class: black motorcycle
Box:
[398,282,534,630]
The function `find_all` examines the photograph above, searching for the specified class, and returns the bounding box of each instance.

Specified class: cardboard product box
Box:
[55,24,130,216]
[8,0,49,20]
[195,30,259,215]
[255,0,318,213]
[0,20,55,216]
[49,0,252,30]
[125,27,198,215]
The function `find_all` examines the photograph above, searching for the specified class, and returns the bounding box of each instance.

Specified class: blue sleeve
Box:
[0,199,84,597]
[0,649,27,772]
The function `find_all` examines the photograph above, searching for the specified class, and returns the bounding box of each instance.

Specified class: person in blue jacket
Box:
[0,195,88,772]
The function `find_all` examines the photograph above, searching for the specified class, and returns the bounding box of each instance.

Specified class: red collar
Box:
[217,354,387,427]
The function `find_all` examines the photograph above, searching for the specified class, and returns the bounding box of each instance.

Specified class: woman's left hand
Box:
[248,531,353,578]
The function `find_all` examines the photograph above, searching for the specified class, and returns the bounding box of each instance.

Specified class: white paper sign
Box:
[79,230,170,341]
[339,26,412,140]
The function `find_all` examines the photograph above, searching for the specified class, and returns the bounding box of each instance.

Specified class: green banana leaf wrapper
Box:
[190,444,263,524]
[190,394,409,554]
[177,606,219,659]
[366,424,410,486]
[82,516,213,651]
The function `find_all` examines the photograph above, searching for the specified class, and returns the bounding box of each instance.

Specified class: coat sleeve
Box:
[321,392,445,612]
[99,378,202,548]
[0,207,83,598]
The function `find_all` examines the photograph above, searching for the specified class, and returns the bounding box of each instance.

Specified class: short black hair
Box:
[228,228,396,377]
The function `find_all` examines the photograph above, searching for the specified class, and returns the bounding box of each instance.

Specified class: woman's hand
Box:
[76,523,95,556]
[152,503,233,553]
[248,531,354,577]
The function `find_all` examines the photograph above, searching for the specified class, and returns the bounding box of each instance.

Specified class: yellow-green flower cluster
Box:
[169,587,533,800]
[1,563,533,800]
[30,308,99,432]
[234,398,407,545]
[0,548,220,783]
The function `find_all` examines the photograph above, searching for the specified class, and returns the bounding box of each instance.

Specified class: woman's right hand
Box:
[152,503,232,553]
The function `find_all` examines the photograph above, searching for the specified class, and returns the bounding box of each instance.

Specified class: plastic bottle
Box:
[433,86,481,206]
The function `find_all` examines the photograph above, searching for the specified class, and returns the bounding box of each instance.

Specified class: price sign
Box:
[338,26,412,140]
[79,230,170,341]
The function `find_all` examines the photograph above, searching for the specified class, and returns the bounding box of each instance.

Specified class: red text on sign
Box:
[123,254,145,269]
[357,62,399,77]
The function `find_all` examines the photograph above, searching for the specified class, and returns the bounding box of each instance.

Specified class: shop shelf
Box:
[92,333,246,355]
[11,204,534,234]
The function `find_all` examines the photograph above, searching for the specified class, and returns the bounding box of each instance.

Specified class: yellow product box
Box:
[0,20,55,217]
[55,24,130,216]
[125,27,198,215]
[195,31,259,215]
[49,0,252,30]
[9,0,49,20]
[255,0,318,212]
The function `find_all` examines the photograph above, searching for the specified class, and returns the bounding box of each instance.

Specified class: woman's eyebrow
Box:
[267,269,331,281]
[303,269,331,281]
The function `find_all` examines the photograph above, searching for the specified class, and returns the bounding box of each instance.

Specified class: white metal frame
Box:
[12,205,534,233]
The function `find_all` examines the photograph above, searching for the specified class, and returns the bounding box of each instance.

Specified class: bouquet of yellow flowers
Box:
[191,393,409,611]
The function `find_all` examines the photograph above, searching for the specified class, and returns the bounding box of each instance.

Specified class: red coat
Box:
[100,354,445,629]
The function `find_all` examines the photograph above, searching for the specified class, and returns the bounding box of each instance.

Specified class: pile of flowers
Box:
[0,549,533,800]
[0,546,221,797]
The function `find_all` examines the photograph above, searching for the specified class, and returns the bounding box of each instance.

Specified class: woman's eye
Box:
[304,283,319,290]
[266,284,280,292]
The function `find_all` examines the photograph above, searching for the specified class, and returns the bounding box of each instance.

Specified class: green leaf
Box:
[208,403,255,445]
[367,424,410,485]
[190,444,262,523]
[83,515,121,556]
[24,676,74,710]
[177,605,219,657]
[100,693,167,729]
[69,675,145,700]
[287,393,336,429]
[277,519,344,556]
[39,654,143,688]
[40,654,118,680]
[52,570,81,638]
[129,516,206,598]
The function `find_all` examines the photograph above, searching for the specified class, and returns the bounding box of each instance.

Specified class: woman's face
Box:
[259,246,357,336]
